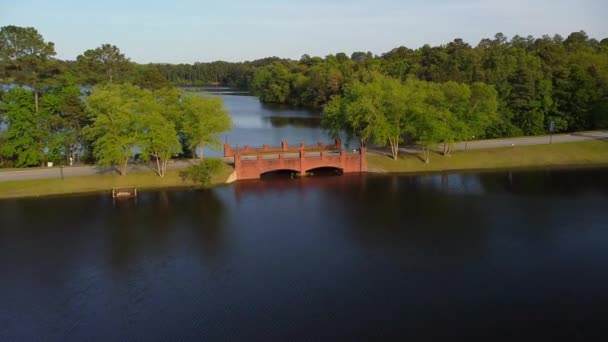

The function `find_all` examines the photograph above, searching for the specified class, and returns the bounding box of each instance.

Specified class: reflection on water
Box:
[1,168,608,340]
[265,116,322,128]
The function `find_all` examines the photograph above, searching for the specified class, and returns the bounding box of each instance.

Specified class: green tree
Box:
[0,25,62,114]
[250,62,292,103]
[322,81,375,147]
[84,84,143,175]
[76,44,135,85]
[467,82,499,137]
[40,78,88,164]
[179,95,232,158]
[140,105,181,177]
[364,75,417,160]
[0,87,47,166]
[135,65,172,90]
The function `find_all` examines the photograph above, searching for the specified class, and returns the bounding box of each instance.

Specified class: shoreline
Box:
[366,161,608,176]
[1,140,607,200]
[4,161,608,201]
[0,167,234,200]
[366,140,608,174]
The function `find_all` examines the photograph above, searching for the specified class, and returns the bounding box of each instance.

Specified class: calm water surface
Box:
[1,168,608,340]
[192,89,329,156]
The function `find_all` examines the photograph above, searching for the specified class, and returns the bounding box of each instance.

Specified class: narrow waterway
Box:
[1,168,608,340]
[191,88,329,157]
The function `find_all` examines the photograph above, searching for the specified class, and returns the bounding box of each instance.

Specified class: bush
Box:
[179,159,225,187]
[0,158,15,168]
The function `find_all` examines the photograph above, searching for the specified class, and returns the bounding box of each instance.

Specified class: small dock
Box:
[112,187,138,198]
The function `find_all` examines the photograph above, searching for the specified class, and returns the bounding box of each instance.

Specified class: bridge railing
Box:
[235,148,362,162]
[224,138,343,157]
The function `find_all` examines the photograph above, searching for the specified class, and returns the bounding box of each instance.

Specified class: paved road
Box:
[451,130,608,151]
[395,130,608,153]
[0,159,197,182]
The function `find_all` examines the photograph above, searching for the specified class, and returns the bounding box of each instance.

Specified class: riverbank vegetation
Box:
[367,140,608,173]
[322,74,498,161]
[179,159,226,187]
[0,160,234,199]
[0,25,231,176]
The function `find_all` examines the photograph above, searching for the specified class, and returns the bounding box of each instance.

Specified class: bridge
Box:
[224,139,367,180]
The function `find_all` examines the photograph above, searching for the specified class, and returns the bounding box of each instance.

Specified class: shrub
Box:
[179,158,225,187]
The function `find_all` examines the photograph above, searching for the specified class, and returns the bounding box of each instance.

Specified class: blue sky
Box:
[1,0,606,63]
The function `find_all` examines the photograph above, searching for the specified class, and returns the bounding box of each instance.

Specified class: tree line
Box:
[0,25,231,174]
[153,31,608,139]
[248,32,608,138]
[153,58,286,89]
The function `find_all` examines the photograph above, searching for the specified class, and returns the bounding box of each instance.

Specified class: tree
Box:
[467,82,499,137]
[0,25,62,114]
[40,76,88,164]
[140,108,181,177]
[179,95,232,158]
[322,81,375,147]
[304,63,345,107]
[135,65,172,90]
[415,108,444,164]
[250,62,292,103]
[85,84,143,175]
[362,75,417,160]
[0,87,47,166]
[76,44,135,85]
[133,87,183,177]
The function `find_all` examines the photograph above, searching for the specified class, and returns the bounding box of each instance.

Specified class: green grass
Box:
[367,140,608,173]
[0,164,234,200]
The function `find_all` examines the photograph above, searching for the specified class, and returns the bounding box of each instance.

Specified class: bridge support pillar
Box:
[234,153,241,172]
[224,143,231,157]
[299,150,306,175]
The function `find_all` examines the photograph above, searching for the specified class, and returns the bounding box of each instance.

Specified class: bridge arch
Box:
[305,166,344,176]
[260,168,300,179]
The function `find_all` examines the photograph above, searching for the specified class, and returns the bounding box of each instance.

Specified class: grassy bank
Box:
[0,165,234,200]
[368,140,608,173]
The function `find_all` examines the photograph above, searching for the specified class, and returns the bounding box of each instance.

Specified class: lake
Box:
[1,91,608,340]
[192,89,329,157]
[1,168,608,340]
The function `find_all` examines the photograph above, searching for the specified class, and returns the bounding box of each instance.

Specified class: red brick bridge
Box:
[224,139,367,180]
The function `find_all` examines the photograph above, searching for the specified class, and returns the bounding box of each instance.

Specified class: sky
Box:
[1,0,607,63]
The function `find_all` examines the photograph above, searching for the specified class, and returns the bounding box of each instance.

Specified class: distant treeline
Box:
[152,32,608,137]
[152,58,282,89]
